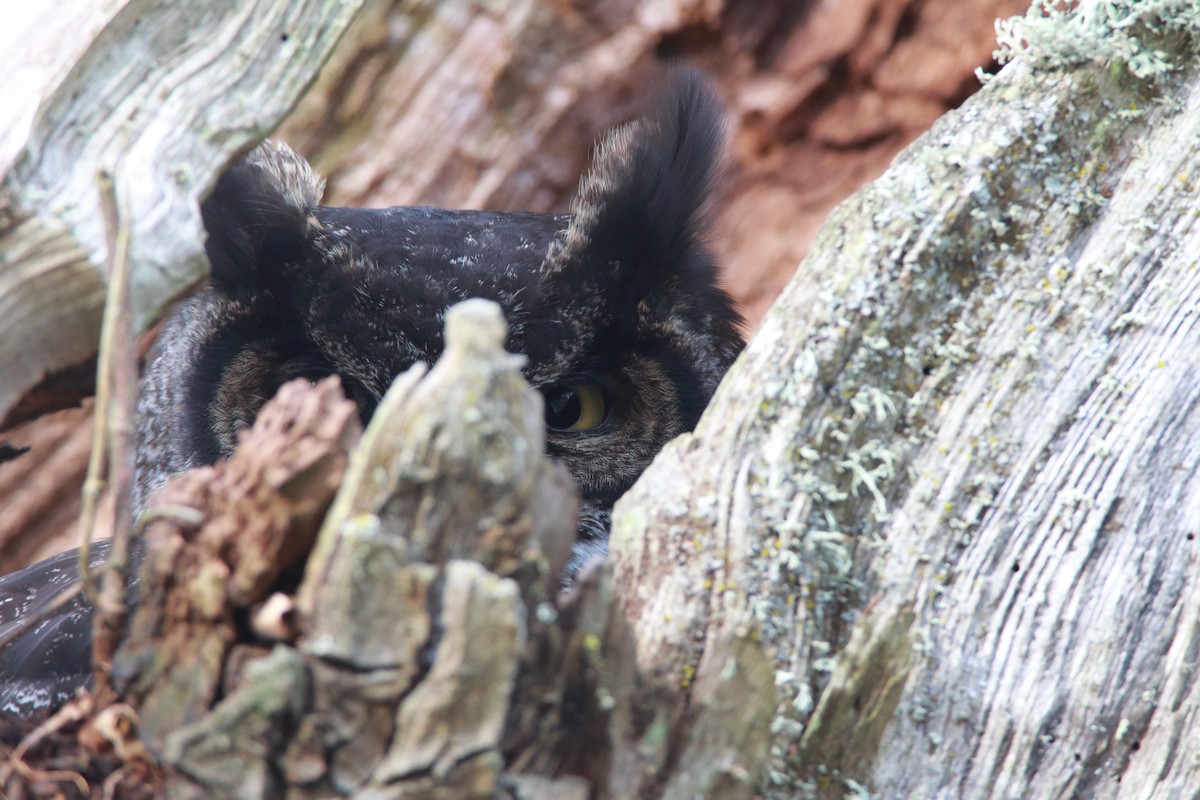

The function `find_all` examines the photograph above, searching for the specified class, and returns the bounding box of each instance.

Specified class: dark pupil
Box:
[544,387,581,429]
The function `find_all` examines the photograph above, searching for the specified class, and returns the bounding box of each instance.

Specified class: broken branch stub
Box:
[130,299,579,798]
[112,377,361,749]
[289,298,580,798]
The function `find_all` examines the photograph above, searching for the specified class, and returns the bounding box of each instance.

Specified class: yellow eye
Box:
[541,383,606,431]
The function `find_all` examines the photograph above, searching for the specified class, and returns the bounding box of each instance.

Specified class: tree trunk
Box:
[616,5,1200,797]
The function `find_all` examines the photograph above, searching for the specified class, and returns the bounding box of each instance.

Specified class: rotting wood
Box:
[114,377,361,751]
[0,0,1029,590]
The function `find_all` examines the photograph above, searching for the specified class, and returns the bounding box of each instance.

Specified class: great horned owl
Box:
[0,70,743,717]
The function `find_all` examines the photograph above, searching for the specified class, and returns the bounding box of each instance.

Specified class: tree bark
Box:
[115,5,1200,797]
[616,5,1200,797]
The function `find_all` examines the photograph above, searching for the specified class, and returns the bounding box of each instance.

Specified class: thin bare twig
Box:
[0,692,92,788]
[89,167,138,706]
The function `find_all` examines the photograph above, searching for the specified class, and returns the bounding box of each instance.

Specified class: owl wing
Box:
[0,542,127,717]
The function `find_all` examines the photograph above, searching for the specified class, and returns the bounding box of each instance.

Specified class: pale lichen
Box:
[994,0,1200,80]
[726,5,1200,799]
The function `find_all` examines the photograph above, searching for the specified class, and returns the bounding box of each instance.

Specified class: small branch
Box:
[0,693,92,789]
[89,167,138,706]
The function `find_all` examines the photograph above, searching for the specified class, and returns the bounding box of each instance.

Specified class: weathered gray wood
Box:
[614,3,1200,797]
[0,0,364,424]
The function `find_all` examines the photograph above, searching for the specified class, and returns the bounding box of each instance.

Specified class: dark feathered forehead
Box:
[200,69,742,391]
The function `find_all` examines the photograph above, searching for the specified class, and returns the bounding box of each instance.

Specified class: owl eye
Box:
[541,383,606,431]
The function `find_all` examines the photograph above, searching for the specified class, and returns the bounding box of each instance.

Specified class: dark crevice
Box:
[0,443,31,464]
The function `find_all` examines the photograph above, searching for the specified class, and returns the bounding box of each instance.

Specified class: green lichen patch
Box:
[995,0,1200,81]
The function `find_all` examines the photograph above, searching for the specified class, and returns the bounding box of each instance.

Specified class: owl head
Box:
[136,69,744,574]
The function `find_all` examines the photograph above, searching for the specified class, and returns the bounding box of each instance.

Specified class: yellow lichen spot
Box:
[944,502,954,511]
[584,634,602,654]
[704,579,713,590]
[664,613,672,623]
[1154,360,1167,369]
[681,664,696,688]
[1026,324,1037,333]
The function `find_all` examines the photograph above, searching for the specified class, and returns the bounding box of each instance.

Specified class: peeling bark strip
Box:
[615,3,1200,798]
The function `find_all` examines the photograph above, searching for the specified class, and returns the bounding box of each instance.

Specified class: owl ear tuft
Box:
[200,141,326,297]
[543,68,725,301]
